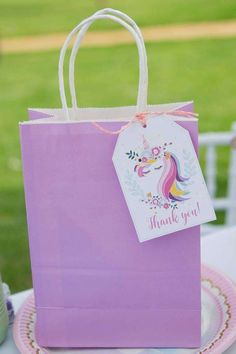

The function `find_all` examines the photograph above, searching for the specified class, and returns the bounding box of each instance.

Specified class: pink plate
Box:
[13,265,236,354]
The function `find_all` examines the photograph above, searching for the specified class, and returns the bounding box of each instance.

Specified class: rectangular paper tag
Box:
[113,115,216,242]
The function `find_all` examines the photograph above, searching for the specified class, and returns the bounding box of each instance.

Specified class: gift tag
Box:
[113,116,216,242]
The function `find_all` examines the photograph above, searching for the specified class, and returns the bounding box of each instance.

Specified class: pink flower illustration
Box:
[152,147,160,156]
[152,199,159,206]
[163,203,169,209]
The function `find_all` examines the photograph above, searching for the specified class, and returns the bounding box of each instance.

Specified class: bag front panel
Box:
[20,119,201,347]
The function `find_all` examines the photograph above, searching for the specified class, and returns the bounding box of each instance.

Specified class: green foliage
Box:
[0,37,236,291]
[0,0,236,37]
[126,150,138,160]
[125,170,145,199]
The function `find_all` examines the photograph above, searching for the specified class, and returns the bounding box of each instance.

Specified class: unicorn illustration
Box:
[130,136,190,203]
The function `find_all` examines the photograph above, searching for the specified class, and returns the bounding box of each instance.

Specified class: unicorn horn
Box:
[142,135,149,149]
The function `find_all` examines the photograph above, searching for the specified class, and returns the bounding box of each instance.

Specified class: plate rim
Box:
[200,264,236,354]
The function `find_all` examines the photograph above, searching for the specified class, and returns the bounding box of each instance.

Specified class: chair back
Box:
[199,122,236,229]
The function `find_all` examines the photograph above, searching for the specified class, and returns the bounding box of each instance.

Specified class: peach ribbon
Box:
[92,110,198,135]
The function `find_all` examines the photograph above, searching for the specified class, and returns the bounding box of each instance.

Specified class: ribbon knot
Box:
[92,110,198,135]
[135,112,148,128]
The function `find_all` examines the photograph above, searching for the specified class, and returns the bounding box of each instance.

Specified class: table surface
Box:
[1,226,236,353]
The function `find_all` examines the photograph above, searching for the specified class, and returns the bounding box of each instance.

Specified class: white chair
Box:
[200,122,236,234]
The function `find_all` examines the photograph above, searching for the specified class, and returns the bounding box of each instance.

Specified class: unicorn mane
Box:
[170,153,189,182]
[157,152,189,202]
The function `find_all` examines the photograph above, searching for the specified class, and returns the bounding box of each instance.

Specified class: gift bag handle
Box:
[69,8,148,111]
[59,11,148,120]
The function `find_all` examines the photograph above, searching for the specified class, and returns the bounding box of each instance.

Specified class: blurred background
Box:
[0,0,236,292]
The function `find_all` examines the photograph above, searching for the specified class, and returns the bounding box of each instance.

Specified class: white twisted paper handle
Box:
[69,8,148,112]
[58,9,149,120]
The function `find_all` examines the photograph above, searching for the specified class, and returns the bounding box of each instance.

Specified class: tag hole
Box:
[143,124,147,128]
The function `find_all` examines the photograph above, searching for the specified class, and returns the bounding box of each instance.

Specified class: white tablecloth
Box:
[0,226,236,353]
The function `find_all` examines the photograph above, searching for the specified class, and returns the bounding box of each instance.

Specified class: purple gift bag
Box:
[20,9,201,348]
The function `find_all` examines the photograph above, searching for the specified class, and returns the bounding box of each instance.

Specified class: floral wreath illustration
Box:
[126,136,191,210]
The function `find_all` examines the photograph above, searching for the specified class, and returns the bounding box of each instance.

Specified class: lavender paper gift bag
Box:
[20,9,201,348]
